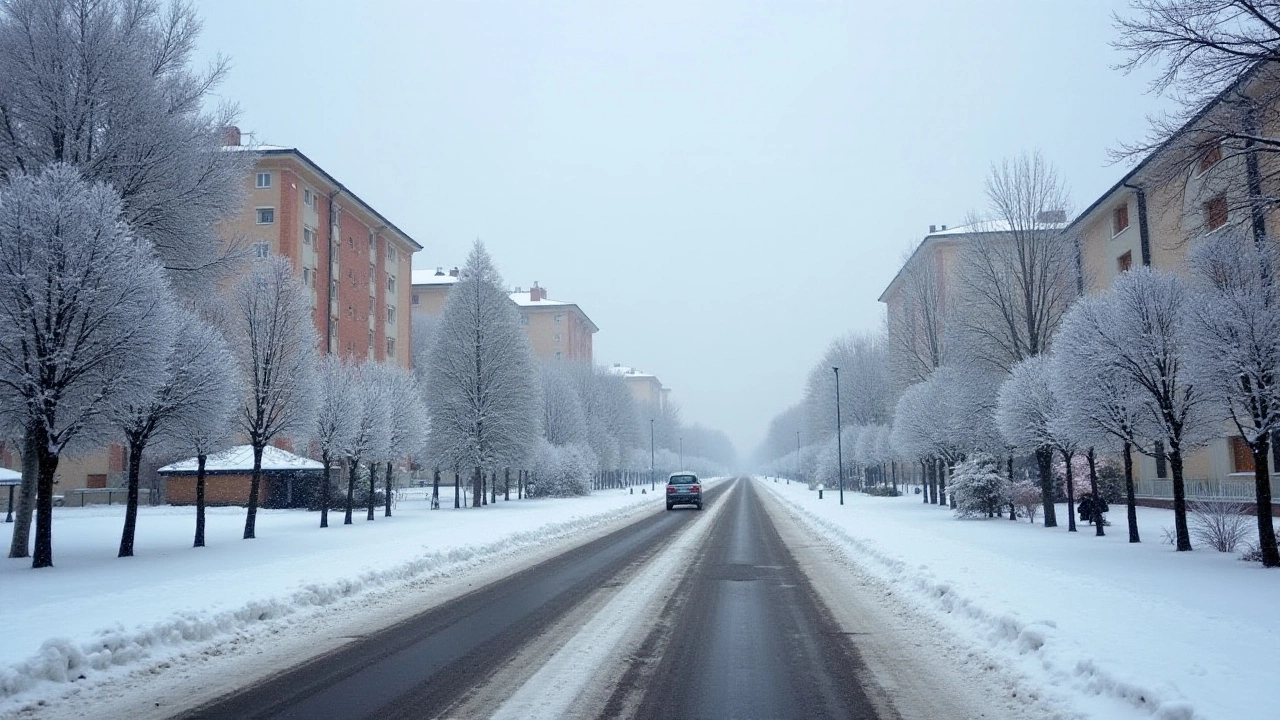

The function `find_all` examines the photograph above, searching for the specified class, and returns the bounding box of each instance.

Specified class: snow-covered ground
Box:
[0,485,680,715]
[755,477,1280,720]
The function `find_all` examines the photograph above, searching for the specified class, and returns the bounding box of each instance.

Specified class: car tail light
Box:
[690,485,700,492]
[666,486,676,494]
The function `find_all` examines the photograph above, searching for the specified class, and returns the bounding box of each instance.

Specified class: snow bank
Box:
[0,490,665,708]
[755,477,1280,720]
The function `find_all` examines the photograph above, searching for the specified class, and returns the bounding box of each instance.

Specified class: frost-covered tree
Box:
[805,333,892,446]
[996,355,1068,528]
[540,362,587,447]
[0,0,249,289]
[342,361,388,525]
[1185,230,1280,566]
[1055,296,1152,543]
[950,454,1010,519]
[425,241,539,507]
[376,364,428,518]
[1060,267,1218,551]
[312,355,354,529]
[887,253,947,388]
[953,152,1077,374]
[115,309,236,557]
[527,439,593,497]
[0,164,169,567]
[230,256,318,540]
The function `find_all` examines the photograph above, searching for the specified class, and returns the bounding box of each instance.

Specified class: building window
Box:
[1231,436,1255,473]
[387,306,396,323]
[412,293,420,305]
[369,330,375,350]
[1112,204,1129,236]
[302,267,311,285]
[387,276,396,293]
[303,188,314,206]
[369,264,375,281]
[520,314,529,326]
[555,351,562,361]
[554,313,563,324]
[303,227,315,245]
[1204,194,1228,231]
[255,207,275,224]
[387,337,396,356]
[255,172,271,189]
[388,246,397,262]
[252,242,270,259]
[348,236,354,249]
[1117,251,1132,273]
[554,333,562,343]
[1198,142,1224,175]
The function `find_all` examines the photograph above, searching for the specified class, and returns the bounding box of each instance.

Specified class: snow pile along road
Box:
[0,487,680,711]
[755,477,1280,720]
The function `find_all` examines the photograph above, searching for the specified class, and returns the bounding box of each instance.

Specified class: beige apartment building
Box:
[608,364,670,414]
[410,274,598,363]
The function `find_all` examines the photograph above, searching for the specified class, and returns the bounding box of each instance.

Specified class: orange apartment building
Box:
[410,274,598,363]
[608,364,670,414]
[0,132,423,500]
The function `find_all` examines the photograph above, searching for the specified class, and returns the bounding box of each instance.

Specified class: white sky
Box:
[195,0,1168,460]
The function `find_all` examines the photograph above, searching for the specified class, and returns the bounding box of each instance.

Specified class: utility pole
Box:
[834,366,844,505]
[650,418,655,490]
[794,431,800,485]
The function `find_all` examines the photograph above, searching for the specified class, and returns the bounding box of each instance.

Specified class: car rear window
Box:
[669,475,698,485]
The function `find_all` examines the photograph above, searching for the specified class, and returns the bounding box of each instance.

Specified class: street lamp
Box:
[793,430,800,485]
[833,366,844,505]
[650,418,655,490]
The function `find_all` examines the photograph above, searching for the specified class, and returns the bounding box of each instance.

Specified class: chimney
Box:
[530,282,542,302]
[929,224,937,233]
[221,126,241,147]
[434,266,444,276]
[449,267,459,277]
[941,225,947,231]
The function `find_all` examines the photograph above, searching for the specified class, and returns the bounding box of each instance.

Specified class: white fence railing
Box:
[1132,476,1273,503]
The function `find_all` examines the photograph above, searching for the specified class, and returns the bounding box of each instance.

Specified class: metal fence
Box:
[1133,477,1271,503]
[61,487,156,507]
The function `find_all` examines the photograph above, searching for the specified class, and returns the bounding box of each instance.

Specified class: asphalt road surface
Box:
[180,479,898,720]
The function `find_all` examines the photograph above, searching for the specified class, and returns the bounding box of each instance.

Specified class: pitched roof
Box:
[158,445,323,473]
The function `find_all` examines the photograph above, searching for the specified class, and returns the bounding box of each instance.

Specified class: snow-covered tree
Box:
[376,364,428,518]
[0,0,249,290]
[1058,267,1218,551]
[887,252,947,388]
[527,439,593,497]
[1055,296,1151,543]
[540,362,588,447]
[949,453,1010,519]
[312,355,354,528]
[1185,229,1280,566]
[342,361,388,525]
[805,333,892,447]
[425,241,539,508]
[953,152,1077,374]
[230,256,318,540]
[0,164,170,567]
[996,355,1069,528]
[115,309,238,557]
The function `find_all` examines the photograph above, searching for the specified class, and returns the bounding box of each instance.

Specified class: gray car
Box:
[665,472,703,510]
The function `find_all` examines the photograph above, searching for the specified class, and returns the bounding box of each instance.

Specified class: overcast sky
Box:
[195,0,1168,461]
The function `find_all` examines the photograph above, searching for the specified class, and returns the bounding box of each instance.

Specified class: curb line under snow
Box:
[756,481,1197,720]
[0,498,657,704]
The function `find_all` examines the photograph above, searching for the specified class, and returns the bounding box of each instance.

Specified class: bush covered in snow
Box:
[949,454,1009,518]
[526,441,595,498]
[1189,500,1251,552]
[1011,480,1042,523]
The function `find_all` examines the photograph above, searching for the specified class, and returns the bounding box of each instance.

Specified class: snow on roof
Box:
[412,268,460,286]
[0,466,19,484]
[929,219,1068,236]
[509,292,568,307]
[607,364,656,379]
[158,445,323,473]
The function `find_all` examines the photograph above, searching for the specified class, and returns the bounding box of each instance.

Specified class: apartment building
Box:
[608,364,670,414]
[225,129,421,368]
[410,273,598,363]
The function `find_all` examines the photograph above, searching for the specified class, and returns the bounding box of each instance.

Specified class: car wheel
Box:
[696,502,703,510]
[666,503,673,511]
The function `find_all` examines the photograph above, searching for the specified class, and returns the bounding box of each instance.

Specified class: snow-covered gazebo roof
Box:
[158,445,323,474]
[0,466,20,486]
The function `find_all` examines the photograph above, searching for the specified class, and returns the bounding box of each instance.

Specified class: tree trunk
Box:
[1170,447,1192,551]
[195,454,209,546]
[1085,447,1103,536]
[8,424,38,558]
[1063,448,1077,532]
[937,458,947,507]
[320,459,331,528]
[367,462,378,521]
[472,466,482,508]
[920,460,928,504]
[384,462,394,518]
[490,470,496,504]
[244,443,265,539]
[1251,435,1279,566]
[504,468,510,501]
[1123,441,1140,543]
[454,471,460,509]
[432,468,440,509]
[345,459,357,524]
[32,440,59,569]
[119,438,145,557]
[1007,454,1017,521]
[1035,446,1057,527]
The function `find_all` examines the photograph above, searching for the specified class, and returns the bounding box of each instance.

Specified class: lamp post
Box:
[833,366,844,505]
[650,418,655,490]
